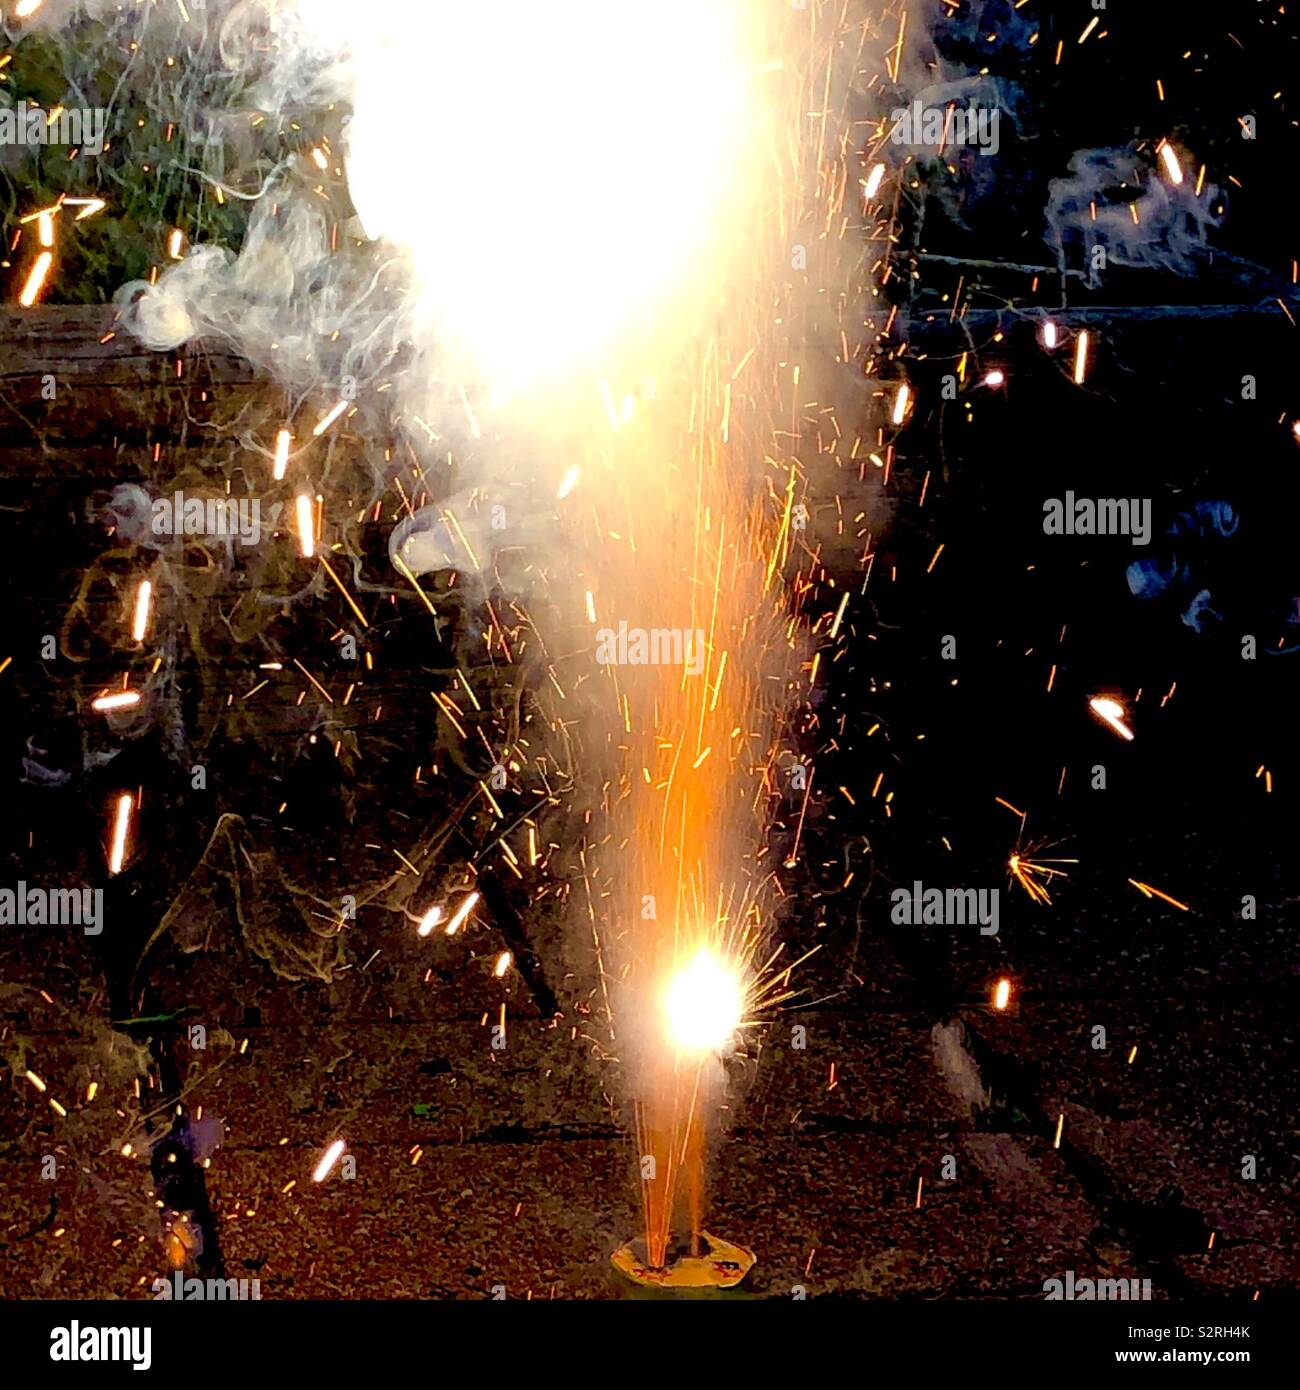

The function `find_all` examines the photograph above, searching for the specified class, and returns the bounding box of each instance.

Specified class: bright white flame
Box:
[303,0,750,386]
[661,947,744,1055]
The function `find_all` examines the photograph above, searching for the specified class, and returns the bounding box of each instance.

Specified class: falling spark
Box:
[1042,320,1058,349]
[1073,331,1090,384]
[1089,695,1134,740]
[416,905,443,937]
[494,951,512,978]
[131,580,152,642]
[556,466,580,500]
[1159,143,1184,185]
[312,1139,346,1183]
[18,251,53,307]
[295,493,315,557]
[982,370,1005,388]
[864,162,886,199]
[312,400,349,436]
[993,978,1011,1010]
[91,691,141,713]
[1128,879,1189,911]
[272,428,292,481]
[1053,1112,1065,1148]
[892,383,911,425]
[443,891,480,937]
[108,794,133,875]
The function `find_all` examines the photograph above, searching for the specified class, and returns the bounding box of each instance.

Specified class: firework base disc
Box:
[612,1231,756,1289]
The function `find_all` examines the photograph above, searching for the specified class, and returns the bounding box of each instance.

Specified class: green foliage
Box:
[1,23,247,303]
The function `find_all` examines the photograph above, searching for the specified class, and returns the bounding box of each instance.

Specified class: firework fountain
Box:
[19,0,901,1281]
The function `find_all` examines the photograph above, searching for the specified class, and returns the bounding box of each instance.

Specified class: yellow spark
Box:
[1127,879,1189,911]
[312,399,349,436]
[108,793,133,875]
[92,691,141,713]
[319,554,369,628]
[416,905,443,937]
[1089,695,1134,740]
[295,493,315,557]
[18,251,53,308]
[1159,142,1184,185]
[312,1138,346,1183]
[993,977,1011,1011]
[829,591,849,640]
[892,383,911,425]
[131,579,152,642]
[556,466,580,500]
[444,891,480,937]
[272,428,292,480]
[1073,330,1090,384]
